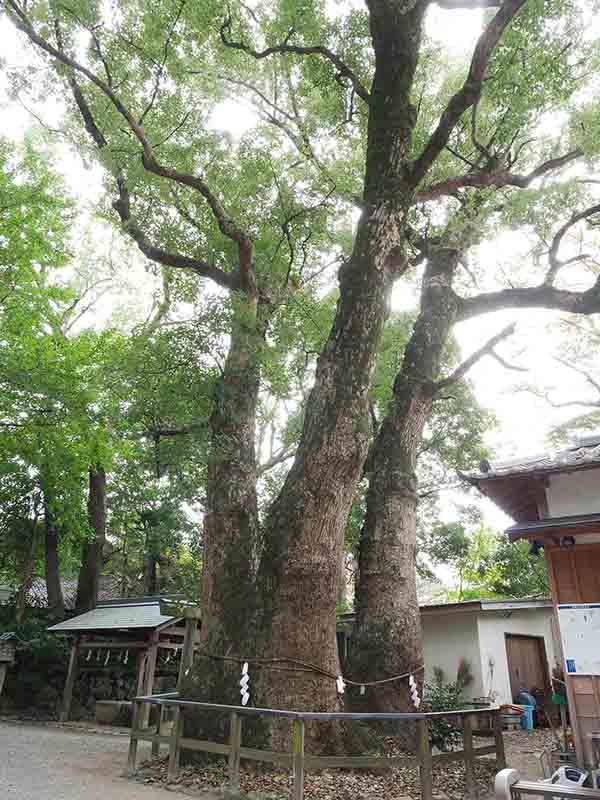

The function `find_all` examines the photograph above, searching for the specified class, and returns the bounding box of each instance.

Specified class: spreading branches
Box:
[139,0,187,124]
[544,203,600,286]
[5,0,262,297]
[457,197,600,319]
[65,76,240,291]
[417,149,582,202]
[433,322,517,392]
[410,0,528,187]
[6,0,257,293]
[219,15,371,105]
[552,355,600,398]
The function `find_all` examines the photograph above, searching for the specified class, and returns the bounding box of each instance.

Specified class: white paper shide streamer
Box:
[240,661,250,706]
[408,674,421,709]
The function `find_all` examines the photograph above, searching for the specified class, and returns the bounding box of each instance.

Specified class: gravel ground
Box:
[0,720,184,800]
[0,719,552,800]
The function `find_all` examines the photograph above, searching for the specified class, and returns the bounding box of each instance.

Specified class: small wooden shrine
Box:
[0,631,16,696]
[48,596,200,723]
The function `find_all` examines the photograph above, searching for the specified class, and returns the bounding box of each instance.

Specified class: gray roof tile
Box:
[467,443,600,481]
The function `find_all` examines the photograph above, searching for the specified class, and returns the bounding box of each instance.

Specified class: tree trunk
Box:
[15,518,39,626]
[143,546,158,595]
[257,5,426,750]
[187,298,263,725]
[337,547,348,609]
[75,466,107,613]
[44,503,64,618]
[349,247,461,717]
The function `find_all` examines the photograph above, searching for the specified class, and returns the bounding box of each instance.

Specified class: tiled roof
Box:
[466,442,600,481]
[25,575,122,610]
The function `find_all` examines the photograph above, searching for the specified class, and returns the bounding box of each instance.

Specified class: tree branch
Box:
[434,322,516,391]
[219,16,371,105]
[139,0,186,125]
[547,398,600,409]
[141,424,206,438]
[458,280,600,319]
[63,76,241,292]
[433,0,502,7]
[257,446,295,476]
[553,354,600,395]
[489,348,528,372]
[410,0,528,187]
[416,149,582,202]
[545,203,600,286]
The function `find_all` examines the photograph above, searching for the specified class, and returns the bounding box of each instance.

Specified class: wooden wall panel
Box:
[546,544,600,767]
[574,548,600,602]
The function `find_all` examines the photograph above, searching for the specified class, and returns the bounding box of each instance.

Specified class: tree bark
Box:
[44,502,64,618]
[188,299,263,719]
[257,4,426,750]
[349,247,461,715]
[143,545,158,595]
[75,466,107,613]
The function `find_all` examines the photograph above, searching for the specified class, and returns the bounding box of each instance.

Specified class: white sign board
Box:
[558,604,600,676]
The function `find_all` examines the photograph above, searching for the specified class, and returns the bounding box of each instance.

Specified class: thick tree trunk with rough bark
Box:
[257,4,426,751]
[349,247,461,716]
[187,299,263,726]
[44,503,64,618]
[75,466,107,613]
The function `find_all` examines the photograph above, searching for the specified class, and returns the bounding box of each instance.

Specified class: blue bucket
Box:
[520,705,534,731]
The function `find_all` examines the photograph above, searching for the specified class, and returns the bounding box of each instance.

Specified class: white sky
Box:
[1,3,598,544]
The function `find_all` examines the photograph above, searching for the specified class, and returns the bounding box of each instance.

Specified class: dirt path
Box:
[0,719,552,800]
[0,720,182,800]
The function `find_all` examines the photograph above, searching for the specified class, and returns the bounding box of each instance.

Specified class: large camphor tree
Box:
[6,0,600,747]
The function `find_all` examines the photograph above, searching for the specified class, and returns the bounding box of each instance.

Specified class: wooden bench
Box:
[496,769,600,799]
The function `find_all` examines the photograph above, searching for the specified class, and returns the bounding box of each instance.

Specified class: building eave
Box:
[506,512,600,542]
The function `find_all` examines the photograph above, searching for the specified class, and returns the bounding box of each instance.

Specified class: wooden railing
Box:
[127,693,506,800]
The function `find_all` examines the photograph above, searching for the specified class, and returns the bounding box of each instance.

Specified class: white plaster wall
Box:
[422,612,484,700]
[476,608,557,705]
[547,468,600,517]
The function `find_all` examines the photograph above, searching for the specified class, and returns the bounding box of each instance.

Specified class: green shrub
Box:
[422,680,466,751]
[0,607,70,716]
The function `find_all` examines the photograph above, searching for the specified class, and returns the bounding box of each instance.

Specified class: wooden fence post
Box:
[177,610,199,690]
[127,700,141,776]
[292,718,305,800]
[417,718,433,800]
[493,709,506,770]
[463,714,477,800]
[167,706,183,782]
[141,632,159,729]
[59,639,80,722]
[228,711,242,790]
[152,704,163,759]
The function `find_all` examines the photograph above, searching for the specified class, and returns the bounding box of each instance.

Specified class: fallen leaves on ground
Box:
[134,751,498,800]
